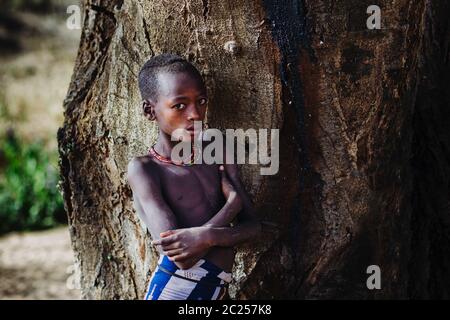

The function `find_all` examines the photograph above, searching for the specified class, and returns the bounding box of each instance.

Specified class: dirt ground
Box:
[0,226,81,300]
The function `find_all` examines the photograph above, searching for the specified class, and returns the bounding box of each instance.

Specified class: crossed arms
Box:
[127,159,261,270]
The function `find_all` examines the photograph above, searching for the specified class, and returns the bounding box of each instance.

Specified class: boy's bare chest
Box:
[157,163,223,225]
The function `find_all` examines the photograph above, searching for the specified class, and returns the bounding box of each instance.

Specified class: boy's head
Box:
[138,54,207,140]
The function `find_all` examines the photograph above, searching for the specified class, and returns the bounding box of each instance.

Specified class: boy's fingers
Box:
[169,252,190,262]
[152,231,173,244]
[219,165,227,176]
[164,248,184,257]
[161,241,181,250]
[220,167,231,181]
[160,230,174,237]
[152,236,175,246]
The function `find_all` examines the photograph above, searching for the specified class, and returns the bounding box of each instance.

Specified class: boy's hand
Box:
[151,226,214,262]
[220,165,239,200]
[220,165,234,199]
[220,165,243,214]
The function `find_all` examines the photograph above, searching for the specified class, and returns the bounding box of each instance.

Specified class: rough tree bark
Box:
[58,0,449,299]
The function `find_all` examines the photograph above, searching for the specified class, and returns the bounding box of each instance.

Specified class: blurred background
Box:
[0,0,81,299]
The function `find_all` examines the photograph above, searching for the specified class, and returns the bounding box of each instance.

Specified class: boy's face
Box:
[146,71,207,141]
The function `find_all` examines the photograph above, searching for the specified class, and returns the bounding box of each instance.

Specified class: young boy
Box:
[127,54,261,300]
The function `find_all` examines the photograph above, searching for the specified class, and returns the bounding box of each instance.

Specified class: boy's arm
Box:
[208,137,262,245]
[207,162,262,247]
[150,167,244,262]
[152,137,261,261]
[202,165,243,228]
[154,163,262,254]
[127,157,209,269]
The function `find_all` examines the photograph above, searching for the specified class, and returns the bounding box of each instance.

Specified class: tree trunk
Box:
[58,0,450,299]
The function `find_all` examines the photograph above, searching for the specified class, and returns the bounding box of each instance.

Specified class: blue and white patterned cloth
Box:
[144,255,232,300]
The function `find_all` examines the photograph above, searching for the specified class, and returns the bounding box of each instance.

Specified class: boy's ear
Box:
[142,99,156,121]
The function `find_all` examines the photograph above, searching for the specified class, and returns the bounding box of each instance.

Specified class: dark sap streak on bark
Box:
[262,0,319,272]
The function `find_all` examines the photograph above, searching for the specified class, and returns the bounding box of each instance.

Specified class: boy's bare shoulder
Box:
[127,155,160,183]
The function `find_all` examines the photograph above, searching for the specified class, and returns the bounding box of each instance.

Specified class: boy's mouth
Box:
[182,125,195,137]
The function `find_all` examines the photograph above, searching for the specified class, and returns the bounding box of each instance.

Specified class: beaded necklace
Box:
[149,144,200,166]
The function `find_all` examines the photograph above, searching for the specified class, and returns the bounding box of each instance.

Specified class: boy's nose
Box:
[187,105,201,120]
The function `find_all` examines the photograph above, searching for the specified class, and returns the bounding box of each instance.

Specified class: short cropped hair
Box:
[138,53,204,101]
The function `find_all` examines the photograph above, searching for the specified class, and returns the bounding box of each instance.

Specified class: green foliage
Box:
[0,130,66,234]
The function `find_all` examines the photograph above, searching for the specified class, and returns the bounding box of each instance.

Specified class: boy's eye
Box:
[173,103,186,110]
[198,98,208,106]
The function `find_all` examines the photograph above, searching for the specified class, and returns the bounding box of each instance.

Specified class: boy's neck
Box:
[153,130,194,159]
